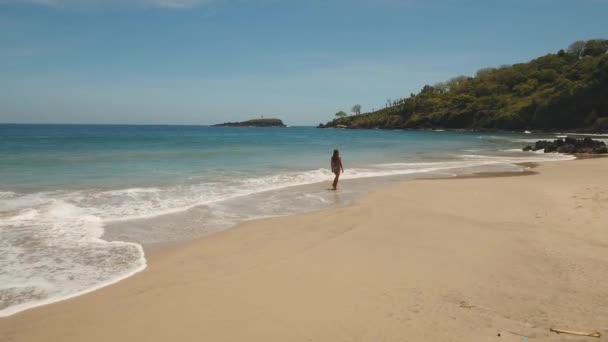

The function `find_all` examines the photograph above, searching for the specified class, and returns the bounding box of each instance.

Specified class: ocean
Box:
[0,124,578,316]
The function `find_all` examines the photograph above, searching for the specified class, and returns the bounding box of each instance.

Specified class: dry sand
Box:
[2,157,608,342]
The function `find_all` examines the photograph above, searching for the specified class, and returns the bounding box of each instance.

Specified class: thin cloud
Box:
[152,0,215,8]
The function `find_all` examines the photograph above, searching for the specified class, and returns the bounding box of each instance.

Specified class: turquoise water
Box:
[0,124,577,316]
[0,124,568,191]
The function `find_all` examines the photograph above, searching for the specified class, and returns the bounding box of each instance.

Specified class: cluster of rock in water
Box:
[523,137,607,154]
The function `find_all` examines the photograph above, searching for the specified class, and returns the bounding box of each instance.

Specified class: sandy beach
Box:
[2,157,608,342]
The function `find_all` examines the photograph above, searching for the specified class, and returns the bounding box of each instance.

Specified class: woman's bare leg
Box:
[332,172,339,189]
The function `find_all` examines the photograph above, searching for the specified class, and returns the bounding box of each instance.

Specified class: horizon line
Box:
[0,122,315,127]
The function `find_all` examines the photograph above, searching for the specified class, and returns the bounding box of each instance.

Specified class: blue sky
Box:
[1,0,607,126]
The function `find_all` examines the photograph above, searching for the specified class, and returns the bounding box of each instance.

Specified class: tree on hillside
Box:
[446,75,469,93]
[568,40,586,59]
[351,104,362,116]
[475,67,496,77]
[335,110,347,118]
[583,39,608,57]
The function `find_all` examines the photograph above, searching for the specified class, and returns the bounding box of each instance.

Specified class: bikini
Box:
[331,158,340,173]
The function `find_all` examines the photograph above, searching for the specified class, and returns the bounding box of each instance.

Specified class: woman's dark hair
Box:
[332,149,339,161]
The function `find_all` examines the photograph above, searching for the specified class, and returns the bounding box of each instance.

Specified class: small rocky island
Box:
[523,137,607,154]
[212,118,286,127]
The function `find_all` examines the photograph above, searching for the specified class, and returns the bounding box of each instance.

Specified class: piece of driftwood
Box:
[549,328,601,338]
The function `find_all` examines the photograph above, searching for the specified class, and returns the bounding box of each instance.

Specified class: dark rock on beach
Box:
[523,137,608,154]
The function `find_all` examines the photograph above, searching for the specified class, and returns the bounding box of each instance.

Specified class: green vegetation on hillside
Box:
[321,40,608,131]
[213,118,286,127]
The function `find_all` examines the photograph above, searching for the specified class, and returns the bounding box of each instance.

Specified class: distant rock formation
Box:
[523,137,607,154]
[212,118,286,127]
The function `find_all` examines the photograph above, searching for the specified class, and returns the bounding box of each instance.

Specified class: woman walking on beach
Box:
[331,149,344,190]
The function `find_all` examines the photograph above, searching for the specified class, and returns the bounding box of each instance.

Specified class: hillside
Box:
[212,118,286,127]
[320,40,608,131]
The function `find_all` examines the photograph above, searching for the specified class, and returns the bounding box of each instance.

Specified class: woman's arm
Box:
[340,158,344,173]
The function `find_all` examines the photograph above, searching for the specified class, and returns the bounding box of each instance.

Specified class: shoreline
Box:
[133,161,550,260]
[143,162,540,257]
[0,158,562,318]
[0,154,551,318]
[104,158,548,250]
[2,157,608,342]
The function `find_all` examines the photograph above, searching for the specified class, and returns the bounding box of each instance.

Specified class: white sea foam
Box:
[459,152,575,163]
[9,156,572,224]
[509,138,547,143]
[0,200,146,317]
[565,133,608,137]
[506,135,608,144]
[0,191,16,199]
[0,151,576,316]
